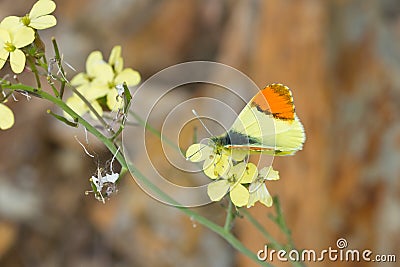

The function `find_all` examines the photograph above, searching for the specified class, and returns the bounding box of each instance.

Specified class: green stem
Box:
[270,197,293,244]
[129,110,182,153]
[268,198,304,267]
[49,82,61,97]
[51,37,66,98]
[241,209,281,249]
[4,83,272,267]
[127,163,273,267]
[47,109,78,127]
[49,38,114,135]
[241,209,304,267]
[224,200,234,232]
[5,83,110,142]
[68,84,115,135]
[27,56,42,90]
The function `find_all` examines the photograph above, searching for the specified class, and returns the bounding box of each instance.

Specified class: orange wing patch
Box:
[251,83,295,121]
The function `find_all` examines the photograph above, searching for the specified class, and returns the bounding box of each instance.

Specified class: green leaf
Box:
[47,109,78,127]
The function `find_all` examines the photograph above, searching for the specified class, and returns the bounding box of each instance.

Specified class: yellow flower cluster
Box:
[186,143,279,208]
[0,0,56,74]
[0,0,57,130]
[65,46,141,119]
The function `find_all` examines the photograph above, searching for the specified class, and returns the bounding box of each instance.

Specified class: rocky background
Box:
[0,0,399,266]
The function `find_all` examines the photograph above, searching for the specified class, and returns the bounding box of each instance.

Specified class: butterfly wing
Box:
[226,84,305,155]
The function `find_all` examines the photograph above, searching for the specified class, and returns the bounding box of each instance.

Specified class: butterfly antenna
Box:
[192,109,214,137]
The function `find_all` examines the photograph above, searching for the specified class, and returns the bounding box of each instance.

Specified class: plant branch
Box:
[51,37,66,98]
[241,206,304,267]
[3,83,272,266]
[27,56,42,90]
[129,110,182,153]
[224,200,234,232]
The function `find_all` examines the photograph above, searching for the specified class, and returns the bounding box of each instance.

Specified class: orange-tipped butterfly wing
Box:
[212,84,305,156]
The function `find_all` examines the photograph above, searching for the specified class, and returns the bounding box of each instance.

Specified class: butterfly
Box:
[186,83,304,206]
[186,83,305,176]
[207,83,305,156]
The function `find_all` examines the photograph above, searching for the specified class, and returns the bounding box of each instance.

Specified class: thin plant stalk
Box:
[2,83,273,267]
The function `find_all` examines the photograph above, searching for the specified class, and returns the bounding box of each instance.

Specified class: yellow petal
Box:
[230,162,246,176]
[29,15,57,29]
[92,64,114,83]
[114,57,124,73]
[74,84,90,95]
[10,49,26,73]
[186,144,212,162]
[0,28,11,43]
[65,95,88,118]
[108,46,125,73]
[0,16,21,32]
[247,183,272,208]
[204,153,230,179]
[89,100,103,120]
[207,180,230,201]
[0,49,9,69]
[0,104,14,130]
[259,166,279,181]
[70,73,88,87]
[230,184,249,207]
[12,27,35,48]
[106,89,123,111]
[108,46,121,63]
[29,0,56,19]
[213,154,231,176]
[0,30,10,45]
[114,68,141,86]
[229,162,257,184]
[83,81,109,100]
[241,163,258,184]
[86,51,104,76]
[204,162,219,179]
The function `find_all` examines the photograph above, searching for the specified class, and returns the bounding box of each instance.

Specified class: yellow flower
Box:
[70,51,111,100]
[186,142,247,179]
[0,0,56,31]
[106,46,140,110]
[186,143,230,179]
[0,103,14,130]
[66,46,141,118]
[0,27,35,73]
[207,162,257,207]
[247,166,279,208]
[65,51,112,118]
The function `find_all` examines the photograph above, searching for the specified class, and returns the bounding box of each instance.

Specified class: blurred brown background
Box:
[1,0,400,266]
